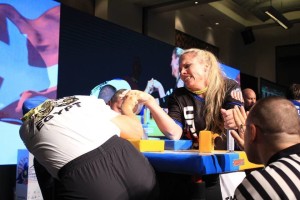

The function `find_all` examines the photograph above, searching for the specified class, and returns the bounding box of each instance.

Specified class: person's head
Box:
[98,85,117,104]
[286,83,300,100]
[90,78,131,104]
[244,96,300,164]
[108,89,127,113]
[179,48,224,92]
[242,88,257,110]
[170,47,184,79]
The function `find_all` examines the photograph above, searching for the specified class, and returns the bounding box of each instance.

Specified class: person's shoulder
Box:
[172,87,190,97]
[234,171,261,199]
[225,78,240,90]
[237,169,264,190]
[225,78,239,85]
[173,87,187,93]
[167,88,191,104]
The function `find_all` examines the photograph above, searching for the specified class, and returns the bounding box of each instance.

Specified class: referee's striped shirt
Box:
[234,143,300,200]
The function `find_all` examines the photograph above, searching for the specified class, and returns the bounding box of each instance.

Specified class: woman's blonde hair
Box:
[181,48,226,134]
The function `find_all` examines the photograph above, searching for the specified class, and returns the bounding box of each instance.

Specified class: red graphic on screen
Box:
[0,4,60,124]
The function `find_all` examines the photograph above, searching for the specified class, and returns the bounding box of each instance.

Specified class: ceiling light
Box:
[264,6,292,30]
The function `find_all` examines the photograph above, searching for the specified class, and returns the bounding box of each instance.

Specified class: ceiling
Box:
[124,0,300,31]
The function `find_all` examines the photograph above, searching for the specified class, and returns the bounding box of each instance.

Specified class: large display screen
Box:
[58,5,241,138]
[57,5,176,97]
[0,2,241,163]
[0,0,60,165]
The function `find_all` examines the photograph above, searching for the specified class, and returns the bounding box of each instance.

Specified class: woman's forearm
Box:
[144,98,182,140]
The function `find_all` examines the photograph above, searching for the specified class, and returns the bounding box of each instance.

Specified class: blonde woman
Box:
[138,48,243,145]
[124,48,243,200]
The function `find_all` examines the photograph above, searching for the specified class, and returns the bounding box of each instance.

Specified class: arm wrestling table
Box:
[143,150,263,175]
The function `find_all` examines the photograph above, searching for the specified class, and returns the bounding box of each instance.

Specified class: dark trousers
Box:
[33,158,57,200]
[57,135,158,200]
[34,135,159,200]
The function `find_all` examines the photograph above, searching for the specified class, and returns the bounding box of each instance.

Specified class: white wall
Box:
[236,23,300,82]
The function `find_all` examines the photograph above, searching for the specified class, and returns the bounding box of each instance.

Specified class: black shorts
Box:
[56,135,158,200]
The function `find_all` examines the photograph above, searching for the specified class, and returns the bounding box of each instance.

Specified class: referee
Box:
[230,96,300,199]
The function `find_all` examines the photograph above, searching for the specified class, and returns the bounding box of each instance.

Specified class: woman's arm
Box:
[145,97,182,140]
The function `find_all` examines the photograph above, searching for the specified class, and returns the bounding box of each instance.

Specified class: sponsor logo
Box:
[233,159,244,166]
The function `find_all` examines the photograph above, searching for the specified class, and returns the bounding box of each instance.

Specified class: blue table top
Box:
[143,150,261,175]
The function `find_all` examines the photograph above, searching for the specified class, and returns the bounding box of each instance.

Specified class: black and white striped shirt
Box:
[234,143,300,200]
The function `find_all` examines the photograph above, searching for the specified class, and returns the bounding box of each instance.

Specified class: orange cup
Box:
[199,131,220,153]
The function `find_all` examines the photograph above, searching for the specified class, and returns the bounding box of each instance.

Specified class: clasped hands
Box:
[120,90,154,114]
[221,105,247,150]
[221,89,247,150]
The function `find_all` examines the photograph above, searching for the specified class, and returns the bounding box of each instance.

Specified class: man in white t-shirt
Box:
[20,95,157,200]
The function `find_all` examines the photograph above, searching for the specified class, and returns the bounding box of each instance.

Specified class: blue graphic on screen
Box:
[220,63,240,84]
[0,0,60,165]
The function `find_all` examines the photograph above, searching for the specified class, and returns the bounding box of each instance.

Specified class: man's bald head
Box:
[242,88,256,111]
[98,85,117,104]
[248,96,300,137]
[244,96,300,164]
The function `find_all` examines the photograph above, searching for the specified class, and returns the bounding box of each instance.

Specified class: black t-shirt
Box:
[168,78,243,142]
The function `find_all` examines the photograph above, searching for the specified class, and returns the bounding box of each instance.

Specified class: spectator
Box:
[230,96,300,199]
[242,88,256,111]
